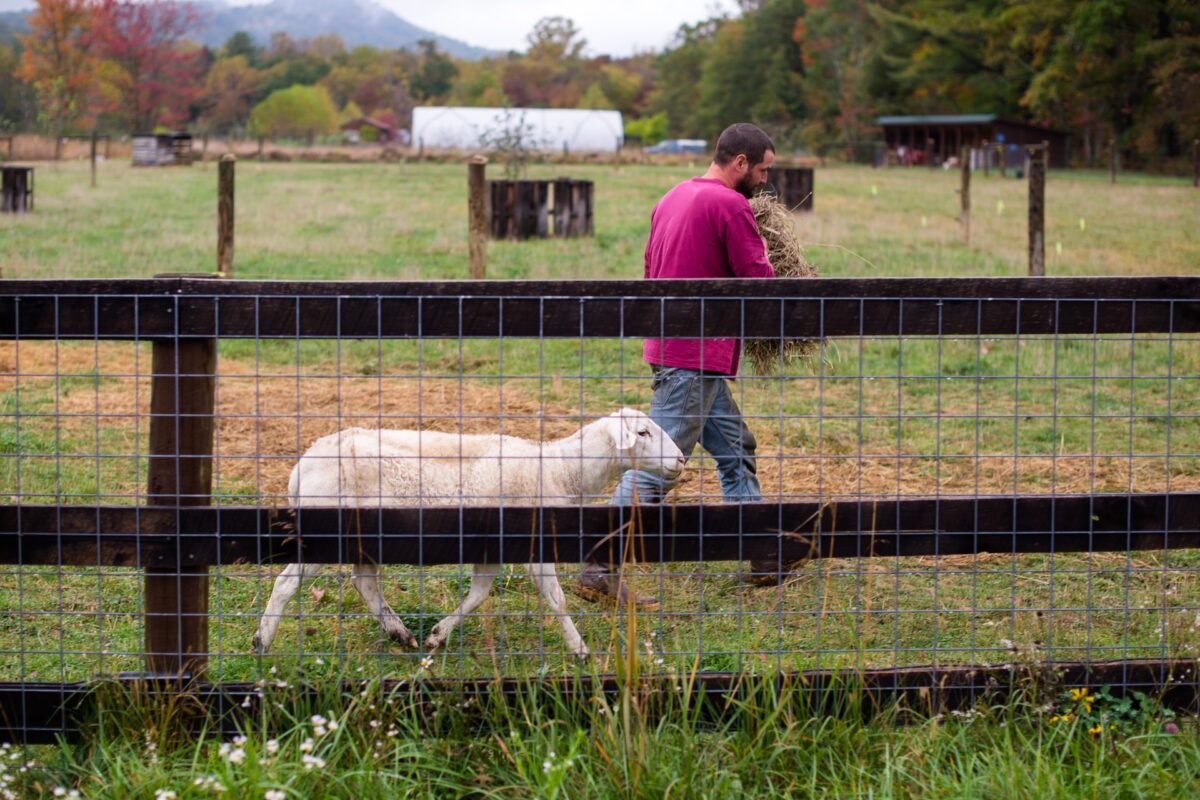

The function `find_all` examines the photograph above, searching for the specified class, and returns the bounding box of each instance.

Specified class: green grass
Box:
[3,159,1198,279]
[6,674,1197,798]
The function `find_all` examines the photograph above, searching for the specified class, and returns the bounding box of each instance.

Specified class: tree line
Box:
[1,0,1196,169]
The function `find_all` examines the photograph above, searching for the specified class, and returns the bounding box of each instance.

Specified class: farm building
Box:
[340,116,408,144]
[877,114,1068,168]
[131,132,195,166]
[412,107,624,153]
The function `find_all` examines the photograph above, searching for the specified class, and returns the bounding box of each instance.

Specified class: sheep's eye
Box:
[637,429,651,437]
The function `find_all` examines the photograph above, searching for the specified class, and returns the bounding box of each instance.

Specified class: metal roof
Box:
[876,114,998,125]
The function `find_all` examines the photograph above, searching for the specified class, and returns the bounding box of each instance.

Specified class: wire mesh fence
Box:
[1,276,1198,739]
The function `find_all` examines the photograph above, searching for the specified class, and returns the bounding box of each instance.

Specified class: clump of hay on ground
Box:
[745,193,821,374]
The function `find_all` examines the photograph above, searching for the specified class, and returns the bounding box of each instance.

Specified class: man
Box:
[576,122,780,609]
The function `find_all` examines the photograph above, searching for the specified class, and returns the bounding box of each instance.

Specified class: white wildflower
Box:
[301,754,326,771]
[266,791,287,800]
[154,790,177,800]
[265,739,280,755]
[299,737,315,753]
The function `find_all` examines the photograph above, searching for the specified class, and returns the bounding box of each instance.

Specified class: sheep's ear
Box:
[606,410,639,451]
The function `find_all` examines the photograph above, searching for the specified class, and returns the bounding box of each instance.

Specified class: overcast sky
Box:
[393,0,734,56]
[0,1,737,57]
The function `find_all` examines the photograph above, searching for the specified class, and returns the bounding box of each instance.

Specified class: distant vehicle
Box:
[643,138,707,154]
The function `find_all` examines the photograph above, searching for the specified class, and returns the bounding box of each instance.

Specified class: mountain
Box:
[0,1,497,60]
[197,0,496,59]
[0,11,28,46]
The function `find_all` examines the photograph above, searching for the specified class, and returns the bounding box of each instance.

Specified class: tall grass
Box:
[9,667,1196,798]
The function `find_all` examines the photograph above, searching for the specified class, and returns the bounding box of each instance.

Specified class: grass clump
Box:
[8,668,1195,798]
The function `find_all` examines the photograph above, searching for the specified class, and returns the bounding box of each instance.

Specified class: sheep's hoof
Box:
[251,633,267,654]
[424,629,446,652]
[388,628,418,649]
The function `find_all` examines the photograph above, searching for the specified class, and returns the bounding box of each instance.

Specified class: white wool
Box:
[254,408,686,657]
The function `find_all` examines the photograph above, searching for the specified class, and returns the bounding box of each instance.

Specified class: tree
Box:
[18,0,98,136]
[247,83,337,145]
[199,55,258,135]
[597,64,642,115]
[648,18,721,136]
[0,41,38,130]
[447,60,509,106]
[796,0,877,158]
[624,111,668,145]
[90,0,204,131]
[410,39,457,101]
[526,16,587,62]
[575,82,609,109]
[258,54,332,98]
[221,30,259,66]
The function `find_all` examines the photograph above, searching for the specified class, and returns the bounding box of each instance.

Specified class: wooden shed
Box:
[132,133,195,166]
[877,114,1068,169]
[340,117,399,144]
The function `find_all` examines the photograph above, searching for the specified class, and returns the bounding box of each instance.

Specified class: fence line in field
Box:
[0,276,1197,743]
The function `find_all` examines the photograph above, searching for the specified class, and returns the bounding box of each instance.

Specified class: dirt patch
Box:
[2,341,1194,502]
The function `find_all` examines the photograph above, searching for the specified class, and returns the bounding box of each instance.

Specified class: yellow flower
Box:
[1069,688,1088,702]
[1088,724,1103,737]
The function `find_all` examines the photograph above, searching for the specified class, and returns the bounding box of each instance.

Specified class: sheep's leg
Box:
[525,563,589,657]
[351,565,417,649]
[425,563,502,651]
[253,562,326,653]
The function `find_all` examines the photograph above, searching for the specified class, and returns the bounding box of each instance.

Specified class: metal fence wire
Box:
[0,277,1198,740]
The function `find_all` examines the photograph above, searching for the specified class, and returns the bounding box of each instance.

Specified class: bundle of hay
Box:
[745,192,821,374]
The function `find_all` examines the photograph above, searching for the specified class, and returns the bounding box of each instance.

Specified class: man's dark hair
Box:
[712,123,774,167]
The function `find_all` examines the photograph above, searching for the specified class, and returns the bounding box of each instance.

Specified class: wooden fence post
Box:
[1028,145,1045,277]
[218,155,235,276]
[982,140,989,177]
[998,143,1006,178]
[467,155,487,279]
[257,137,264,161]
[959,144,970,244]
[145,281,216,678]
[1192,139,1198,188]
[90,131,97,188]
[1109,137,1117,184]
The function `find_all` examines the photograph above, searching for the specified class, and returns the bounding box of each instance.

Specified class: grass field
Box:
[3,159,1199,280]
[1,158,1198,796]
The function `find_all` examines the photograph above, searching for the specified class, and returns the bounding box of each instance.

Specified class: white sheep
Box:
[252,408,686,657]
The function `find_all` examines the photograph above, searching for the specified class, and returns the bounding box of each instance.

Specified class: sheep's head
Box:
[603,408,686,479]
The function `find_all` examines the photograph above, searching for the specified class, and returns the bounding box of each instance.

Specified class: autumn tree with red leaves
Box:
[90,0,204,132]
[19,0,99,136]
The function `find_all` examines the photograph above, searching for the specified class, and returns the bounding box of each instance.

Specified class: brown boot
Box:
[575,566,660,610]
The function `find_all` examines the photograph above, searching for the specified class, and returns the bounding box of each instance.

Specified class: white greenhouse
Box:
[412,107,624,153]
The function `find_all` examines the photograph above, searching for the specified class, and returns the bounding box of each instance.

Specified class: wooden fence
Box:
[0,276,1198,742]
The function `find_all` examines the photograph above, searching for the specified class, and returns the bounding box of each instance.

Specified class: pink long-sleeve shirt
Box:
[642,178,774,376]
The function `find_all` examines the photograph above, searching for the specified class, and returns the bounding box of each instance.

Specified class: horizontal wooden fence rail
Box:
[4,658,1200,745]
[2,493,1197,568]
[2,276,1198,743]
[1,277,1198,339]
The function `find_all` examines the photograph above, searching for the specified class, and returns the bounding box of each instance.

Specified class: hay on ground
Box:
[746,193,821,374]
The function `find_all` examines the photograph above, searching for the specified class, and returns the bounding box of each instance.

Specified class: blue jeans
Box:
[612,366,761,504]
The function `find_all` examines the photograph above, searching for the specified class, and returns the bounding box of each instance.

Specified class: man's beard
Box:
[735,172,759,199]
